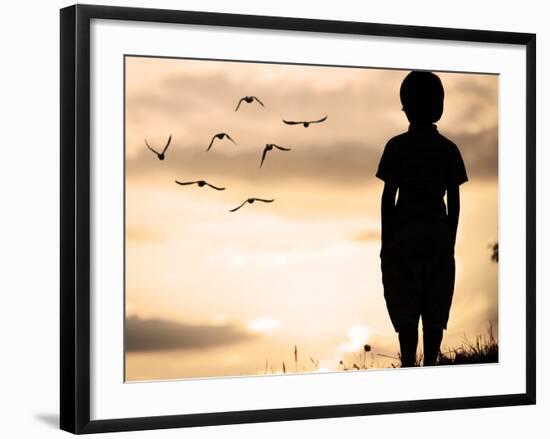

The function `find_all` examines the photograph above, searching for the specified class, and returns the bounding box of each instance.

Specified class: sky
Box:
[124,56,499,381]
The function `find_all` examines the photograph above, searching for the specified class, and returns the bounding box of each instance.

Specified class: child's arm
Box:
[381,182,398,255]
[447,184,460,251]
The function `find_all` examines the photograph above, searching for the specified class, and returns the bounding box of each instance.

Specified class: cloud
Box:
[126,225,164,244]
[127,71,236,120]
[127,125,497,189]
[448,126,498,180]
[125,59,498,187]
[126,140,382,187]
[451,77,498,101]
[352,229,381,242]
[126,316,255,351]
[124,60,405,160]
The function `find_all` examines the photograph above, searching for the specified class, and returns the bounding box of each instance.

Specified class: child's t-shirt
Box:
[376,124,468,225]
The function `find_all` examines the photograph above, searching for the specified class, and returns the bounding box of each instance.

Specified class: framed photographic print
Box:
[60,4,536,434]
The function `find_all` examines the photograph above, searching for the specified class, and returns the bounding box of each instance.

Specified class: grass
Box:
[437,326,498,366]
[342,324,498,369]
[267,325,498,374]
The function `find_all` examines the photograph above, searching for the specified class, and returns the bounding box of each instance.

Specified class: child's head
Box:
[400,71,444,124]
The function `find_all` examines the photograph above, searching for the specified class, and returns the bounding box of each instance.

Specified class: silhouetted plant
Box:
[437,323,498,365]
[489,242,499,263]
[266,325,497,374]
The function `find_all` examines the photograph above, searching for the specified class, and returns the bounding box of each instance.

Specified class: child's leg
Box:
[423,328,443,366]
[398,324,418,367]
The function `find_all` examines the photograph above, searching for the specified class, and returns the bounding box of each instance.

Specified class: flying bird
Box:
[229,198,274,212]
[283,115,328,128]
[260,143,292,168]
[235,96,264,111]
[175,180,225,191]
[145,134,172,160]
[207,132,236,151]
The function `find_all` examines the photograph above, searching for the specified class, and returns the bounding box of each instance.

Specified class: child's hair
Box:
[400,71,444,123]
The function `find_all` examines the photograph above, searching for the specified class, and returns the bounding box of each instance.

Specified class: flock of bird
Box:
[144,95,327,212]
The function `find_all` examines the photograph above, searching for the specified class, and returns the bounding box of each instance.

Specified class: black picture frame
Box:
[60,4,536,434]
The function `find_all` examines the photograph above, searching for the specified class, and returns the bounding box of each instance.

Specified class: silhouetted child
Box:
[376,71,468,367]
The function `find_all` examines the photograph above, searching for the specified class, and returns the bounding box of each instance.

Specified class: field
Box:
[268,326,498,374]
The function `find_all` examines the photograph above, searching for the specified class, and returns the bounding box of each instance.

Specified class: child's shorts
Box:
[380,221,455,332]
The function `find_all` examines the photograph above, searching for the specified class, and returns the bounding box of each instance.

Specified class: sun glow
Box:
[340,324,370,352]
[247,317,281,334]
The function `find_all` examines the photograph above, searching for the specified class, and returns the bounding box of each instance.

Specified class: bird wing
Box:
[253,198,274,203]
[175,180,197,186]
[282,120,301,125]
[161,134,172,154]
[229,200,247,212]
[205,182,226,191]
[311,115,328,124]
[273,144,292,151]
[260,146,269,168]
[225,133,236,144]
[206,134,216,151]
[234,98,245,112]
[253,96,265,107]
[145,139,159,155]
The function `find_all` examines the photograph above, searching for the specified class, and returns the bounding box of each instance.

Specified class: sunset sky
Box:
[124,56,498,381]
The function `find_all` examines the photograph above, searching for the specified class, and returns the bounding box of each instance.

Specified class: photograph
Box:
[124,56,499,381]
